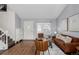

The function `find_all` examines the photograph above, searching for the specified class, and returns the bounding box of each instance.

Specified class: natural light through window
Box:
[37,23,51,35]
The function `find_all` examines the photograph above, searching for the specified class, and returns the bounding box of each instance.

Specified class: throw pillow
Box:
[62,36,72,43]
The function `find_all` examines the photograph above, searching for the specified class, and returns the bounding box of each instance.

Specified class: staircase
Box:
[7,36,15,48]
[0,30,3,35]
[0,28,15,54]
[0,28,15,50]
[0,33,7,50]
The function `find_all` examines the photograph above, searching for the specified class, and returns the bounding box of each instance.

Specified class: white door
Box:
[24,21,34,40]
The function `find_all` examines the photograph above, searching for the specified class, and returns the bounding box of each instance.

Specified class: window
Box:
[37,23,51,35]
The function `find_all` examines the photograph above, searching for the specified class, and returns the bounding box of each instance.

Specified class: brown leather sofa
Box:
[53,35,79,54]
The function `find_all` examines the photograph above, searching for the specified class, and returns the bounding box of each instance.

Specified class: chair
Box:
[38,33,44,38]
[35,39,48,55]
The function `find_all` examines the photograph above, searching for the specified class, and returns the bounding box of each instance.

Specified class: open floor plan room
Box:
[0,4,79,55]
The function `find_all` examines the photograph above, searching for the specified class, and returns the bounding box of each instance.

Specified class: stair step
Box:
[0,30,3,35]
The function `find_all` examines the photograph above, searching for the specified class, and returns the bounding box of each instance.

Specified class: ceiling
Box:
[8,4,67,19]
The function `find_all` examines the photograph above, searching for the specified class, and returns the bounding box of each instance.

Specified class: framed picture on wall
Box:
[0,4,7,11]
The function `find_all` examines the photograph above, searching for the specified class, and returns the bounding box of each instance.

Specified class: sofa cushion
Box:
[56,34,64,39]
[56,34,72,43]
[62,36,72,43]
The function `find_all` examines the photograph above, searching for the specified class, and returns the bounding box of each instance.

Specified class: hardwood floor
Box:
[2,40,37,55]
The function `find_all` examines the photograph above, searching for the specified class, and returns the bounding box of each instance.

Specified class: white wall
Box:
[24,21,34,39]
[15,15,23,42]
[57,4,79,38]
[51,19,56,35]
[0,11,23,42]
[0,11,16,40]
[22,18,56,39]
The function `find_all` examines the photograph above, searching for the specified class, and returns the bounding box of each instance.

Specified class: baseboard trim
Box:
[22,39,35,41]
[22,39,35,40]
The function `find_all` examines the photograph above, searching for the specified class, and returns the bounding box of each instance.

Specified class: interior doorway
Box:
[24,21,34,40]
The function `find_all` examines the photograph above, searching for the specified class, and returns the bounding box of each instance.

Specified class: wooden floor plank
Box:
[2,40,36,55]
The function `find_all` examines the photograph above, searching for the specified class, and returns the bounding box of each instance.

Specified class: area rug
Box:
[40,43,65,55]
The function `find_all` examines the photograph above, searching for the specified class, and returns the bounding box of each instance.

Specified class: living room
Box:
[0,4,79,55]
